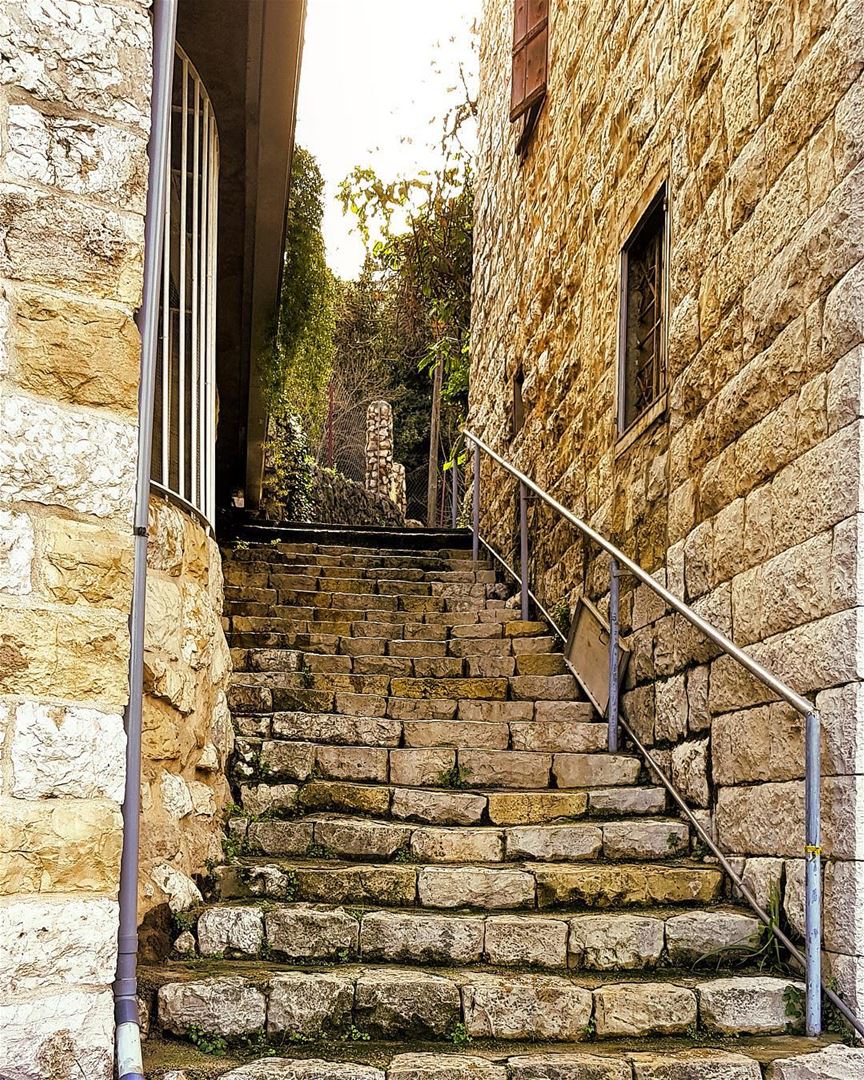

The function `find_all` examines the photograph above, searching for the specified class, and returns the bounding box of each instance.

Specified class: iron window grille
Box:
[618,188,668,434]
[152,44,220,525]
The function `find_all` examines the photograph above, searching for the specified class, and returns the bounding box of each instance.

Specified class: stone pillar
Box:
[0,4,152,1077]
[366,400,394,501]
[391,462,407,516]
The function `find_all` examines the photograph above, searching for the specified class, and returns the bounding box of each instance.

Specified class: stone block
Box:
[716,782,803,856]
[535,864,723,909]
[315,817,409,859]
[508,1055,631,1079]
[671,738,710,807]
[766,1045,864,1078]
[0,0,152,129]
[6,103,148,212]
[158,977,266,1036]
[552,753,640,788]
[418,866,535,909]
[0,988,114,1080]
[0,799,122,895]
[602,821,689,859]
[0,393,136,520]
[461,749,552,788]
[267,972,354,1036]
[41,515,133,607]
[698,976,803,1034]
[392,787,486,825]
[151,863,202,913]
[360,911,484,965]
[160,771,193,819]
[389,1054,507,1080]
[713,705,803,784]
[655,673,688,743]
[355,970,460,1038]
[10,701,125,801]
[632,1050,762,1078]
[569,914,664,971]
[665,910,762,963]
[223,1063,383,1080]
[593,982,696,1036]
[771,423,860,551]
[0,508,34,595]
[484,915,569,968]
[0,183,143,304]
[506,824,602,862]
[390,748,455,786]
[266,904,359,961]
[411,826,504,863]
[0,896,118,994]
[11,286,140,415]
[487,791,588,825]
[197,906,264,957]
[462,973,593,1040]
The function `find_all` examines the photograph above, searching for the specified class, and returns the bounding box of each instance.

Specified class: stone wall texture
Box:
[311,463,405,528]
[471,0,864,1008]
[140,498,232,954]
[0,2,151,1076]
[365,399,407,513]
[0,3,230,1077]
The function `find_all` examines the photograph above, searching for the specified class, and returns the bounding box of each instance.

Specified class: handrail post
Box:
[607,558,619,753]
[519,481,529,620]
[451,459,459,529]
[805,710,822,1036]
[472,442,480,562]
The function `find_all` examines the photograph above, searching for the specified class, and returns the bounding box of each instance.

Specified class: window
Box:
[511,0,548,153]
[152,45,220,525]
[512,366,525,438]
[618,188,668,434]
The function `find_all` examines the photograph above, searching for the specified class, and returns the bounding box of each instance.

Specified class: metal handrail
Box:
[464,427,857,1041]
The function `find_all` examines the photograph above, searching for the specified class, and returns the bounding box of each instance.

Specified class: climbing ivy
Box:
[265,146,336,441]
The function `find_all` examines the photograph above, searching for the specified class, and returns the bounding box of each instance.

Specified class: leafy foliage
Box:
[266,146,336,440]
[263,408,314,522]
[335,50,476,514]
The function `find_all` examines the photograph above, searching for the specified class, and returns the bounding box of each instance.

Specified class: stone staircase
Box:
[141,526,837,1079]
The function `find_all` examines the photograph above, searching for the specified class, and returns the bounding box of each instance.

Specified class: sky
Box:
[295,0,481,280]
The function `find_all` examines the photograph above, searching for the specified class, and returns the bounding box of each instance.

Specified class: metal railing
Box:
[151,43,220,525]
[464,427,864,1041]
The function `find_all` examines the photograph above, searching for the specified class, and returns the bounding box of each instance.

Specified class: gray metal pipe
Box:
[607,558,619,753]
[805,710,823,1037]
[451,459,458,529]
[519,481,529,619]
[463,428,848,1040]
[471,443,480,562]
[464,429,814,717]
[114,3,178,1077]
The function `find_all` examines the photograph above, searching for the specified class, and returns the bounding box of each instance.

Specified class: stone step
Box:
[231,647,567,680]
[239,778,667,825]
[144,966,806,1046]
[235,813,691,864]
[228,671,584,707]
[232,708,603,752]
[227,616,550,650]
[234,698,596,732]
[215,858,724,910]
[141,1042,853,1080]
[232,737,641,790]
[227,570,499,594]
[178,902,764,972]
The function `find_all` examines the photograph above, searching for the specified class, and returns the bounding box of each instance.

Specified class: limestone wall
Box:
[140,498,233,956]
[0,1,151,1075]
[472,0,864,1006]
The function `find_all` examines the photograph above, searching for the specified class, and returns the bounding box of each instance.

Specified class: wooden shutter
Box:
[510,0,549,123]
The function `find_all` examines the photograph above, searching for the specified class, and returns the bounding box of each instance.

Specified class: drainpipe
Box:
[114,2,178,1077]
